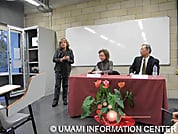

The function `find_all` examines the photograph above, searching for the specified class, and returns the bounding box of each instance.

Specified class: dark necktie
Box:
[142,58,146,74]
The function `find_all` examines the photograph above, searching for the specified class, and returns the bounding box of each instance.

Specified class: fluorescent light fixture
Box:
[116,43,121,46]
[116,43,125,48]
[141,32,147,42]
[138,20,143,30]
[84,27,96,34]
[24,0,40,6]
[100,35,108,40]
[109,40,115,43]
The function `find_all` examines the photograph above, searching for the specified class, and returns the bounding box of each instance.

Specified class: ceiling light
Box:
[24,0,40,6]
[84,27,96,34]
[100,35,108,40]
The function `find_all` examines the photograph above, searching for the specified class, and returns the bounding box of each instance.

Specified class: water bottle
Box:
[152,65,157,78]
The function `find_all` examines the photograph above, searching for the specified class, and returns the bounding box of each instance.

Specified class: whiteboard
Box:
[66,16,170,66]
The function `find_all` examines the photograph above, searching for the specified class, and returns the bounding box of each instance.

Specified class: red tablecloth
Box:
[68,75,168,125]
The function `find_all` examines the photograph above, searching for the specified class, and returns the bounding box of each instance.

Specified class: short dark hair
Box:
[59,38,70,49]
[142,44,152,53]
[98,49,110,60]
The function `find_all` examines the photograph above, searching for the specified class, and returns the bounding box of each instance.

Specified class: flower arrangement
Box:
[81,80,134,124]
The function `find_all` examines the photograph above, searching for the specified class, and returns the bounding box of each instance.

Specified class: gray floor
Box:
[7,95,177,134]
[15,95,98,134]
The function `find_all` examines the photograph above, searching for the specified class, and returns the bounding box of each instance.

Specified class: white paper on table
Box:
[87,73,101,78]
[14,48,20,59]
[13,60,22,68]
[131,74,148,79]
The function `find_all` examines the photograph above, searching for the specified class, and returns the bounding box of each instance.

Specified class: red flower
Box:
[96,110,101,115]
[118,82,125,89]
[97,104,102,109]
[102,80,110,89]
[94,80,102,88]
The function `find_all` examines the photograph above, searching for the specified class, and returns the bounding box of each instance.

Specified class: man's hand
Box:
[172,112,178,123]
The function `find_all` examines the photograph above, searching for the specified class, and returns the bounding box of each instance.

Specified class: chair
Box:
[109,70,120,75]
[0,73,46,134]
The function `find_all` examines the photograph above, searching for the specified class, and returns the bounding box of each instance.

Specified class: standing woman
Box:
[52,38,74,107]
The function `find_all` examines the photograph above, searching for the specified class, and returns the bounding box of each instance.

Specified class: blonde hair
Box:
[59,38,70,49]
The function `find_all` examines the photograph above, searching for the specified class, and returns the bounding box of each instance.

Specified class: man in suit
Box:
[129,44,160,75]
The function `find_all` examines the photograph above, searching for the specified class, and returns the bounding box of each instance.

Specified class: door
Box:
[8,25,25,97]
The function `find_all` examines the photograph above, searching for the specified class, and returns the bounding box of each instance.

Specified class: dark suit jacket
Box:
[129,56,160,75]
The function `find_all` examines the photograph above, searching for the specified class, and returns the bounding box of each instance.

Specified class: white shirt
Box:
[139,56,150,75]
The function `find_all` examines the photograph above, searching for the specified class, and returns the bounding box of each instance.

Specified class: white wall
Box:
[25,0,178,98]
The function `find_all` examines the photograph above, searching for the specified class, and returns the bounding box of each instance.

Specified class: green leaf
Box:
[114,88,124,109]
[124,91,134,107]
[116,114,121,123]
[96,91,102,102]
[81,96,95,119]
[98,107,108,118]
[100,84,110,93]
[127,92,134,107]
[125,91,129,96]
[107,92,116,110]
[106,88,110,94]
[118,107,124,116]
[116,98,124,109]
[99,84,105,92]
[114,89,122,100]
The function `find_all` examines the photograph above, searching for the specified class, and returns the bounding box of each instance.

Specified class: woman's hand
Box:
[60,56,70,62]
[59,56,65,62]
[87,70,92,74]
[63,56,70,61]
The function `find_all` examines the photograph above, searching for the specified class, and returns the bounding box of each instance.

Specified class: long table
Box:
[68,75,168,125]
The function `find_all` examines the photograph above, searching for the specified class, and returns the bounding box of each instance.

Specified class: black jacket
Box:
[53,48,74,76]
[129,56,160,75]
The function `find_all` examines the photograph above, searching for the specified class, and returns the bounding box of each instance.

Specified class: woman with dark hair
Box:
[89,49,113,74]
[52,38,74,107]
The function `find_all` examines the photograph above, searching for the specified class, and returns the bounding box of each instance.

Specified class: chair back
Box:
[7,73,46,116]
